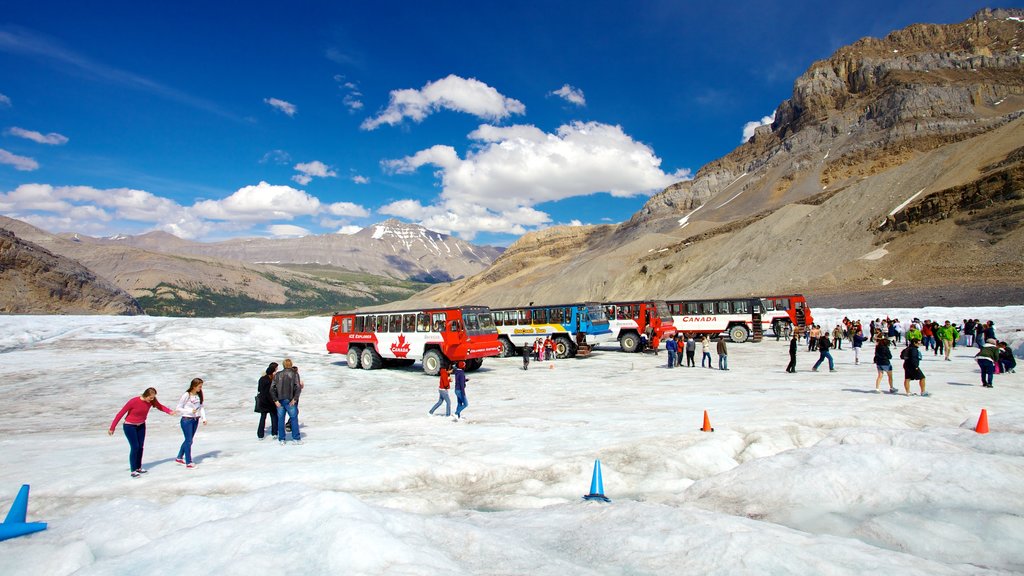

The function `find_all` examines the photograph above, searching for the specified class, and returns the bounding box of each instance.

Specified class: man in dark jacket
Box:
[786,334,798,373]
[256,362,279,440]
[453,362,469,419]
[812,334,835,372]
[271,358,302,444]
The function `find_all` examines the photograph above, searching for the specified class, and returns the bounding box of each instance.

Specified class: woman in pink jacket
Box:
[109,387,176,478]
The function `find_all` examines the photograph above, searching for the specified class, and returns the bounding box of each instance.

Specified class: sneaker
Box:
[186,463,197,469]
[829,369,837,372]
[279,439,286,444]
[131,471,140,478]
[135,468,148,474]
[293,440,303,445]
[811,368,818,372]
[921,392,931,397]
[258,436,265,441]
[873,389,881,394]
[175,458,185,465]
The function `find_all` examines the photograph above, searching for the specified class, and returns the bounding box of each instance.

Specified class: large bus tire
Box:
[729,324,750,343]
[499,337,516,358]
[360,347,383,370]
[619,332,640,353]
[465,357,484,371]
[422,349,446,376]
[346,347,362,369]
[554,336,575,358]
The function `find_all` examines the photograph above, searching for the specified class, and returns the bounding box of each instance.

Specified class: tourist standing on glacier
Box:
[453,362,469,418]
[522,344,531,370]
[109,387,176,478]
[852,330,868,365]
[175,378,207,467]
[256,362,279,440]
[812,333,835,372]
[701,335,713,368]
[665,335,677,368]
[785,333,798,373]
[429,366,452,417]
[975,339,1000,387]
[716,337,729,370]
[873,338,895,393]
[685,334,697,367]
[901,339,926,396]
[271,359,301,444]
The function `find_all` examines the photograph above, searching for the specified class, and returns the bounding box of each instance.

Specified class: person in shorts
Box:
[873,337,894,393]
[901,339,926,396]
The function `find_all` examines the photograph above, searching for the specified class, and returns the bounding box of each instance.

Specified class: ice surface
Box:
[0,307,1022,575]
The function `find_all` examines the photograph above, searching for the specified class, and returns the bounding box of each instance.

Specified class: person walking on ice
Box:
[175,378,207,468]
[901,339,927,396]
[429,366,452,417]
[873,337,895,393]
[109,387,176,477]
[453,361,469,419]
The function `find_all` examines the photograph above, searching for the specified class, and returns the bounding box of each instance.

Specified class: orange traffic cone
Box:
[700,410,714,432]
[975,409,989,434]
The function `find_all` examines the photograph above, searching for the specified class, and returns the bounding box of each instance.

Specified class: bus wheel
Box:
[346,347,362,369]
[499,337,516,358]
[729,325,750,343]
[422,349,446,376]
[465,357,483,371]
[360,347,383,370]
[555,336,575,358]
[619,332,640,353]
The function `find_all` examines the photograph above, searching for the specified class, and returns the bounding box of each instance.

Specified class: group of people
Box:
[785,316,1016,395]
[108,378,208,478]
[428,362,469,419]
[664,334,725,370]
[108,357,306,478]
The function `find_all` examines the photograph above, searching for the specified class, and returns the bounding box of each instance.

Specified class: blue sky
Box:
[0,1,999,246]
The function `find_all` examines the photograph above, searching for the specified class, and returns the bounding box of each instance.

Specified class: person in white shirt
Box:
[175,378,207,468]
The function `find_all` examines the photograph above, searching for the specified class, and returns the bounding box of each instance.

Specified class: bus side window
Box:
[417,313,429,332]
[716,301,729,314]
[432,313,446,332]
[355,316,364,332]
[403,314,416,332]
[732,301,748,314]
[533,308,547,324]
[449,319,461,332]
[701,302,714,315]
[341,318,353,332]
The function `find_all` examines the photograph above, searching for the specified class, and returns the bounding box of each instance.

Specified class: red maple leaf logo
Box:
[390,333,411,358]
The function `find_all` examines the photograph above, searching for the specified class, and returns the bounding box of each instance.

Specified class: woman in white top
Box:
[175,378,207,468]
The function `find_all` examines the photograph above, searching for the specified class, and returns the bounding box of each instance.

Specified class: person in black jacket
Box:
[256,362,279,440]
[901,339,926,396]
[873,338,894,393]
[786,333,798,373]
[812,334,835,372]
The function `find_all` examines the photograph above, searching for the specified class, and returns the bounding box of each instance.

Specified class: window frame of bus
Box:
[431,312,446,332]
[341,317,353,333]
[387,314,400,332]
[417,312,430,332]
[354,316,365,333]
[731,300,749,314]
[532,308,547,324]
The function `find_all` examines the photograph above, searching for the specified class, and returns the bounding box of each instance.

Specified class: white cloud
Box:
[380,121,690,239]
[264,97,297,117]
[361,74,525,130]
[192,181,321,221]
[0,93,10,107]
[0,148,38,171]
[343,94,363,111]
[550,84,586,106]
[351,175,369,184]
[267,224,310,238]
[742,112,775,143]
[325,201,369,218]
[292,161,337,185]
[260,149,291,165]
[5,127,69,145]
[336,225,362,235]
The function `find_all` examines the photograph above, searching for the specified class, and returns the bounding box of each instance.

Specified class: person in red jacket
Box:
[429,366,452,416]
[109,387,176,478]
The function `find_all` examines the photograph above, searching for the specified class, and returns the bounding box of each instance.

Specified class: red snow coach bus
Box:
[601,300,677,352]
[759,294,813,336]
[327,306,502,376]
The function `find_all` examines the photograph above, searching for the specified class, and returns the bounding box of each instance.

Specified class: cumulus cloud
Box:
[0,93,10,106]
[267,224,310,238]
[292,160,337,186]
[0,148,39,171]
[742,112,775,143]
[351,175,369,184]
[264,97,297,117]
[381,121,690,239]
[192,181,321,221]
[336,225,362,235]
[361,74,525,130]
[6,127,69,145]
[550,84,586,106]
[1,181,370,240]
[334,75,364,113]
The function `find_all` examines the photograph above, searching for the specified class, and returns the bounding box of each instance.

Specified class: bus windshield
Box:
[586,303,609,325]
[653,300,672,320]
[461,309,497,336]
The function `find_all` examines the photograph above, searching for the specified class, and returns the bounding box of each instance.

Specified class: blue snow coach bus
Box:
[489,302,612,358]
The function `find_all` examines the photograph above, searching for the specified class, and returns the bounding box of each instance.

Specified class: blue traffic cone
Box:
[583,459,611,502]
[0,484,48,541]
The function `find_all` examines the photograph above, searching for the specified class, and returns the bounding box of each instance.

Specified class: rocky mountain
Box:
[420,9,1024,308]
[0,216,426,316]
[68,219,504,283]
[0,228,143,315]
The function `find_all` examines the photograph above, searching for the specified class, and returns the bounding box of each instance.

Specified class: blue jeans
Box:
[178,417,199,464]
[124,422,146,471]
[719,355,728,370]
[702,352,712,367]
[277,400,300,440]
[813,350,834,371]
[454,389,468,417]
[430,390,451,416]
[666,351,675,368]
[978,360,995,386]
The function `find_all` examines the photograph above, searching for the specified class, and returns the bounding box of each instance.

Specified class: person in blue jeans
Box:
[812,335,835,372]
[716,338,729,370]
[665,336,677,368]
[175,378,207,468]
[271,358,302,443]
[453,362,469,419]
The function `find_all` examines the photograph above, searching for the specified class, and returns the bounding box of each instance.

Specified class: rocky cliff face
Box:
[421,9,1024,308]
[74,219,503,282]
[0,228,143,315]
